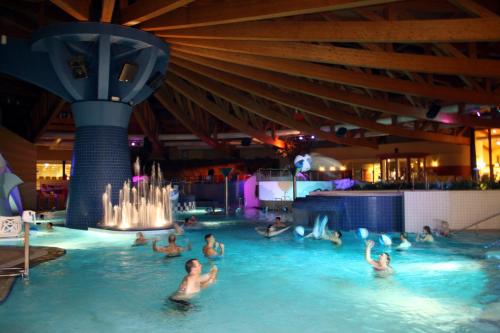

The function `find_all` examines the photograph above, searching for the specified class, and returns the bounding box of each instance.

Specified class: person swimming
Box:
[328,230,342,246]
[396,232,412,250]
[46,222,54,231]
[203,234,225,258]
[439,220,450,237]
[255,224,291,238]
[365,240,393,274]
[272,216,286,228]
[133,232,148,246]
[153,234,191,257]
[169,259,218,303]
[416,226,434,242]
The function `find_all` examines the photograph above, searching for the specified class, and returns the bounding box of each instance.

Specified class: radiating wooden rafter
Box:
[49,0,90,21]
[121,0,195,26]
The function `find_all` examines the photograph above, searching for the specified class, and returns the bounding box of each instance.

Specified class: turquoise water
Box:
[1,218,499,333]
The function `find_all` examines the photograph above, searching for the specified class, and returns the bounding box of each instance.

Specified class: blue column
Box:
[67,101,132,229]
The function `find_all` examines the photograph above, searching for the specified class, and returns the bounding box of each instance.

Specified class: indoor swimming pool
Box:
[0,219,499,333]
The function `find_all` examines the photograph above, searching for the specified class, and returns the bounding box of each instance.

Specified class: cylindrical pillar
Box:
[66,101,132,229]
[224,176,229,215]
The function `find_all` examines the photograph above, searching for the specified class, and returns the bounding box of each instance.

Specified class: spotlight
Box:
[476,111,481,117]
[329,166,336,171]
[119,63,138,83]
[426,102,441,119]
[298,136,304,140]
[311,135,315,139]
[131,142,136,146]
[335,127,347,137]
[68,55,88,79]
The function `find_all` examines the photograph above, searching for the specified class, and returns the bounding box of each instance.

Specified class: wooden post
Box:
[292,175,297,200]
[24,221,29,279]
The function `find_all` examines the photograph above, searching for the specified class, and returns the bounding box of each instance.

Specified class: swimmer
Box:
[256,224,291,238]
[170,259,218,302]
[365,240,393,273]
[133,232,148,246]
[328,230,342,246]
[439,220,450,237]
[396,232,412,250]
[203,234,225,258]
[153,234,191,257]
[416,226,434,242]
[46,222,54,231]
[272,216,286,228]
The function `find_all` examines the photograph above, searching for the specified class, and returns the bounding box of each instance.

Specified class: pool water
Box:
[1,219,499,333]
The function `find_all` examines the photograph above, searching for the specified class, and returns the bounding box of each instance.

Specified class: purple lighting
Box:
[311,135,316,139]
[299,136,304,140]
[476,111,481,117]
[131,142,136,146]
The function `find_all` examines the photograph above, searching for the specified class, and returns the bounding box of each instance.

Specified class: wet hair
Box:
[185,259,198,273]
[184,217,189,223]
[48,222,53,227]
[400,232,408,240]
[383,252,391,264]
[336,230,342,238]
[275,216,281,221]
[204,234,213,241]
[267,224,273,231]
[168,234,176,243]
[423,226,431,234]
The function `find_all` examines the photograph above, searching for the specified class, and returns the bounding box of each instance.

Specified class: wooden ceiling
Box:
[1,0,500,153]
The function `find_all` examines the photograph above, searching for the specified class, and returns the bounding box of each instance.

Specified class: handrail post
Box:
[24,221,29,279]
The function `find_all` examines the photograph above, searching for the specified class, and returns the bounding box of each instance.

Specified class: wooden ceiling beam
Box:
[170,45,500,105]
[165,73,286,149]
[166,38,500,78]
[132,101,163,154]
[157,18,500,43]
[50,0,90,21]
[121,0,194,26]
[100,0,116,23]
[449,0,497,18]
[171,54,500,128]
[154,85,232,153]
[141,0,403,31]
[32,97,67,143]
[167,67,379,148]
[169,63,469,145]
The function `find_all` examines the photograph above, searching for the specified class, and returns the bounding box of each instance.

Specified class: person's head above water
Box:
[168,234,176,244]
[275,216,281,222]
[185,259,201,275]
[184,217,189,223]
[204,234,214,244]
[136,232,144,239]
[334,230,342,238]
[379,252,391,266]
[400,232,408,241]
[423,226,432,234]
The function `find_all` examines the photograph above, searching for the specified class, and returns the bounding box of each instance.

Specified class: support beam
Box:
[132,101,163,154]
[449,0,497,17]
[154,85,232,153]
[167,69,378,148]
[166,38,500,78]
[121,0,194,26]
[142,0,402,31]
[169,63,469,145]
[165,74,286,149]
[158,18,500,43]
[50,0,90,21]
[100,0,116,23]
[171,45,500,105]
[171,54,500,128]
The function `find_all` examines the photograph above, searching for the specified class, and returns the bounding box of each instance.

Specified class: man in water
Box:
[328,230,342,246]
[203,234,225,258]
[170,259,218,302]
[365,240,393,273]
[416,225,434,242]
[396,232,412,250]
[133,232,148,246]
[153,234,191,257]
[272,216,286,228]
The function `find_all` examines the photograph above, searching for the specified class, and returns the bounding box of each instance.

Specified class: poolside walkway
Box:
[0,246,65,303]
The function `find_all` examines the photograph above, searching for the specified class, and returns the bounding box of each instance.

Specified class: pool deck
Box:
[0,246,65,304]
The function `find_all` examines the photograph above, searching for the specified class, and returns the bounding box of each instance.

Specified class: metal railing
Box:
[453,211,500,234]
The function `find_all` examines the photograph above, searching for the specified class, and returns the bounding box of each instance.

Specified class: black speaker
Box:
[336,127,347,137]
[119,63,138,83]
[241,138,252,146]
[426,102,442,119]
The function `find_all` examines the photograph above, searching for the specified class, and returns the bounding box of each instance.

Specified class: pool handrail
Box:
[452,211,500,234]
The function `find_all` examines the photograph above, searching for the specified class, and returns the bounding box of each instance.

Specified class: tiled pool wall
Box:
[293,193,403,232]
[292,191,500,233]
[404,190,500,232]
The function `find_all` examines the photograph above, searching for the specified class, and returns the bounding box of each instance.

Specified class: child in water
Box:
[416,226,434,242]
[396,232,411,250]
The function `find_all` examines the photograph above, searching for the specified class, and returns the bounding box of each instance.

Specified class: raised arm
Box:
[364,240,378,267]
[152,239,166,253]
[200,266,218,288]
